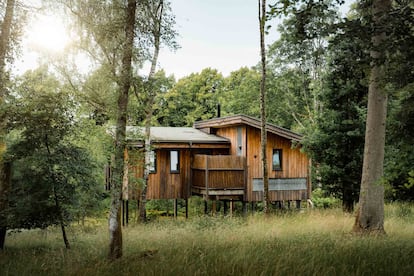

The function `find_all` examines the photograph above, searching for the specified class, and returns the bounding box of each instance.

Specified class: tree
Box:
[383,2,414,201]
[354,0,391,234]
[259,0,270,214]
[386,87,414,201]
[303,17,369,212]
[108,0,136,259]
[222,67,261,117]
[155,68,224,127]
[64,0,139,259]
[266,0,340,132]
[135,0,177,223]
[4,68,101,249]
[0,0,17,250]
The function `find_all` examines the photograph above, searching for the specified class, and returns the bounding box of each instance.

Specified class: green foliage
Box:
[3,68,105,229]
[382,3,414,201]
[266,0,341,132]
[222,67,260,117]
[131,69,176,125]
[385,87,414,201]
[311,188,340,208]
[302,16,369,211]
[155,68,224,126]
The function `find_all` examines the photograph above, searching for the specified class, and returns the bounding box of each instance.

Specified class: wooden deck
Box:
[191,155,246,200]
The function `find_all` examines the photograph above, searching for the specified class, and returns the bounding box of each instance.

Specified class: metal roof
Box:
[126,126,230,144]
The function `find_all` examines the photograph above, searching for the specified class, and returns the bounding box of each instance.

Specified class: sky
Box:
[16,0,353,80]
[155,0,274,79]
[146,0,352,79]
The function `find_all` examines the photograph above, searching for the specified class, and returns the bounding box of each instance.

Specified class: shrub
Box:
[311,188,340,208]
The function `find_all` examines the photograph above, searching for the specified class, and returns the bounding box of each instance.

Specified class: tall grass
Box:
[1,204,413,275]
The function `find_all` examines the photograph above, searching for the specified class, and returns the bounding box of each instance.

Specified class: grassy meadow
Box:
[1,203,413,276]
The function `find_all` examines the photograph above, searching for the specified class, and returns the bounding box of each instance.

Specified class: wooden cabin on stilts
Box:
[106,115,311,221]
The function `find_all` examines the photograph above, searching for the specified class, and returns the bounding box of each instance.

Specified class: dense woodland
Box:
[0,0,413,261]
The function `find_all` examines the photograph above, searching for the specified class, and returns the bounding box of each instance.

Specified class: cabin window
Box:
[170,150,180,173]
[149,150,156,173]
[237,126,243,156]
[272,149,282,171]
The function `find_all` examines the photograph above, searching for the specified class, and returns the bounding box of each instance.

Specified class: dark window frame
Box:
[272,149,283,171]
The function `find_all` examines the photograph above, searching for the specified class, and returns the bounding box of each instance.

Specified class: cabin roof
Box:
[125,126,230,144]
[193,114,303,141]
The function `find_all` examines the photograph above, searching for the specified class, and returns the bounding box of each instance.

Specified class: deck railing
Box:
[191,155,246,192]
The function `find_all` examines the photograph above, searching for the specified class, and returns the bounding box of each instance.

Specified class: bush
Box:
[311,188,340,208]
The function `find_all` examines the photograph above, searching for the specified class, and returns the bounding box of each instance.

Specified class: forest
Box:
[0,0,413,275]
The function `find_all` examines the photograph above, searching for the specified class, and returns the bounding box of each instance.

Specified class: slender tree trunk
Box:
[108,0,136,260]
[140,0,164,223]
[0,0,15,80]
[0,0,15,250]
[0,162,10,250]
[53,183,70,249]
[259,0,269,214]
[354,0,391,234]
[45,135,70,249]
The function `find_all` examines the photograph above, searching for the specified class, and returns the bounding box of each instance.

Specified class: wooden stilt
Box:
[230,200,234,217]
[212,200,217,216]
[126,200,129,226]
[296,200,301,209]
[204,200,208,215]
[122,200,125,227]
[223,200,228,216]
[185,198,188,219]
[174,198,178,218]
[136,199,140,223]
[277,201,282,209]
[242,201,247,217]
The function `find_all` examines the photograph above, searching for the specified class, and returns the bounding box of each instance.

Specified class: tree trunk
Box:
[108,0,136,260]
[0,0,15,250]
[342,181,354,213]
[0,0,15,80]
[140,0,164,223]
[0,162,11,250]
[353,0,391,234]
[53,183,70,249]
[259,0,269,214]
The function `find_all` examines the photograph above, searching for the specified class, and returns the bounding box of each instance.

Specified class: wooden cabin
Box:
[117,114,311,213]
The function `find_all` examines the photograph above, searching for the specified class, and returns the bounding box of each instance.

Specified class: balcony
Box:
[191,154,246,200]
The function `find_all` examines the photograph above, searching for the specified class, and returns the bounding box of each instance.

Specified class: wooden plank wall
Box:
[245,126,309,201]
[191,155,246,190]
[215,125,309,202]
[215,126,246,156]
[146,149,191,199]
[124,147,230,200]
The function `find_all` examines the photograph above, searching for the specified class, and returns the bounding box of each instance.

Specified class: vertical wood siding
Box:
[216,126,309,202]
[191,155,246,190]
[244,126,309,201]
[122,125,309,202]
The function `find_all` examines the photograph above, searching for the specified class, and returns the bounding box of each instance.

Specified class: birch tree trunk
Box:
[353,0,391,234]
[139,0,164,223]
[259,0,270,214]
[108,0,136,260]
[0,0,15,250]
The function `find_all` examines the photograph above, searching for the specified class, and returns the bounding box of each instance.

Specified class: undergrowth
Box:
[1,204,413,276]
